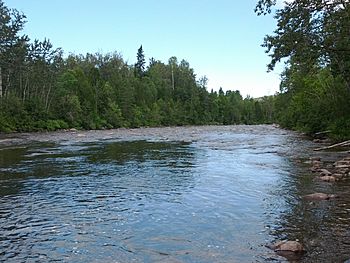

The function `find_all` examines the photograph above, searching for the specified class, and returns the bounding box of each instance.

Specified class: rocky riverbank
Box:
[268,140,350,261]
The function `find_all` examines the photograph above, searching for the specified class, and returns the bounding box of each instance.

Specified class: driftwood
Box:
[314,130,331,136]
[314,140,350,151]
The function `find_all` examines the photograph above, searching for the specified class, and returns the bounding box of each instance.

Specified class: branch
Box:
[314,140,350,151]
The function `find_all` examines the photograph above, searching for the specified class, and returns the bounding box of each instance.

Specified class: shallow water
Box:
[0,125,349,262]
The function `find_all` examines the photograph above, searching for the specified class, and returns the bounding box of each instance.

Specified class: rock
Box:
[334,157,350,175]
[310,157,321,161]
[337,169,349,174]
[310,167,319,173]
[303,192,338,201]
[334,160,350,166]
[312,160,322,165]
[333,173,344,179]
[335,165,350,170]
[268,240,305,254]
[311,160,322,167]
[317,175,336,182]
[310,160,323,172]
[319,169,332,176]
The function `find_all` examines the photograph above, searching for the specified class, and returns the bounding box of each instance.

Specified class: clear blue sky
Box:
[5,0,283,98]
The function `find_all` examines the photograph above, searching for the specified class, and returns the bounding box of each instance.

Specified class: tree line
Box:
[0,0,274,132]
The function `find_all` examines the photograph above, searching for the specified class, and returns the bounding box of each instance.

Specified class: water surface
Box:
[0,125,349,262]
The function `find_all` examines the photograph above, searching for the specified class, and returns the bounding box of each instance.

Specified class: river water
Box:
[0,125,349,262]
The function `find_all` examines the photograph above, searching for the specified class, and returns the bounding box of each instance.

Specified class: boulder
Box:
[268,240,305,252]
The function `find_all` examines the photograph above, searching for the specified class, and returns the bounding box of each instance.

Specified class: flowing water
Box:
[0,125,349,262]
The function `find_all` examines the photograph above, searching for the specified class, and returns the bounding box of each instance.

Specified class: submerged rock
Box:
[303,192,338,201]
[317,175,336,182]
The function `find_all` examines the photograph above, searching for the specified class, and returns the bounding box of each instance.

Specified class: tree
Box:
[256,0,350,138]
[0,0,28,97]
[255,0,350,89]
[134,45,145,78]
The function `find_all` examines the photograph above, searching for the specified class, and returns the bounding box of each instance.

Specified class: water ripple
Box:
[0,125,349,262]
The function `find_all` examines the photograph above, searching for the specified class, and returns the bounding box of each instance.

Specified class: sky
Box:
[4,0,285,98]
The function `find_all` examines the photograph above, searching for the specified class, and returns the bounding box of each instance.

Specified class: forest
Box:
[1,0,349,140]
[0,1,274,133]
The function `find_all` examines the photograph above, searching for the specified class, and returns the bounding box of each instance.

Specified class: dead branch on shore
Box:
[314,130,331,136]
[314,140,350,151]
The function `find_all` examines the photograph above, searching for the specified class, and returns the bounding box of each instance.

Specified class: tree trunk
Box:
[0,67,2,98]
[45,83,52,112]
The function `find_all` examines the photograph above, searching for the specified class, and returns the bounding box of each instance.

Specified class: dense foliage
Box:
[256,0,350,139]
[0,1,274,132]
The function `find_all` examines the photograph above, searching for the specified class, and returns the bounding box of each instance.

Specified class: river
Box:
[0,125,349,262]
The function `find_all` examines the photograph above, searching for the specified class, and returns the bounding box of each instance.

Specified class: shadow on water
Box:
[0,139,199,262]
[87,140,193,166]
[0,139,196,191]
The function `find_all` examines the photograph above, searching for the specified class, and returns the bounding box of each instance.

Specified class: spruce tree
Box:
[134,45,145,78]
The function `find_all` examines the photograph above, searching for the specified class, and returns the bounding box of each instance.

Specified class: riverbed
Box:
[0,125,349,262]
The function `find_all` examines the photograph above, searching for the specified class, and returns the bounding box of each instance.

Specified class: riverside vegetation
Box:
[256,0,350,140]
[0,0,274,133]
[0,0,349,140]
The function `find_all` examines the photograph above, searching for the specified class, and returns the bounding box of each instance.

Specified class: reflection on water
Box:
[0,125,349,262]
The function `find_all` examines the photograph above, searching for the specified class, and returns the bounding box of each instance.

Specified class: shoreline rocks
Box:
[309,156,350,182]
[269,144,349,260]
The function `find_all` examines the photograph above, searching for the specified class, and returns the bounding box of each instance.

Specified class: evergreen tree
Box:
[134,45,145,78]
